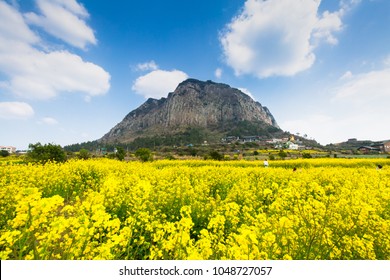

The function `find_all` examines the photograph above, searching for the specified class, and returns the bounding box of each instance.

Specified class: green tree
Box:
[278,150,288,159]
[207,150,224,161]
[116,146,126,161]
[0,150,10,157]
[78,149,90,160]
[302,152,312,159]
[27,142,67,163]
[135,148,153,162]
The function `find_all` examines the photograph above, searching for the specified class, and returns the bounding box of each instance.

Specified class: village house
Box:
[371,140,390,153]
[241,136,259,143]
[288,142,299,150]
[357,146,381,154]
[0,146,16,154]
[221,136,239,143]
[266,138,284,144]
[385,141,390,152]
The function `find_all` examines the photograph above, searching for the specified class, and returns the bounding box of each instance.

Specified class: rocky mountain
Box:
[99,79,281,144]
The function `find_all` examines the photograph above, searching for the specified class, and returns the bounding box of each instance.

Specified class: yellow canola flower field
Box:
[0,158,389,260]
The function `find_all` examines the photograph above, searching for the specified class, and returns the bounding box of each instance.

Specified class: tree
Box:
[27,142,66,163]
[116,146,126,161]
[78,149,90,160]
[302,152,312,159]
[0,150,10,157]
[135,148,153,162]
[207,150,224,161]
[278,150,287,159]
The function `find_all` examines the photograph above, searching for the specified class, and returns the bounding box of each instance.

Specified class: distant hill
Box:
[97,78,285,146]
[326,138,390,152]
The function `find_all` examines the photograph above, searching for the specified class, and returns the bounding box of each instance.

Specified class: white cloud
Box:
[40,117,59,125]
[282,110,389,145]
[312,11,343,45]
[0,102,34,119]
[339,70,353,80]
[220,0,352,78]
[0,1,40,46]
[333,68,390,103]
[339,0,362,14]
[24,0,96,50]
[282,68,390,144]
[0,48,110,100]
[383,55,390,67]
[132,69,189,99]
[281,114,335,144]
[135,60,159,72]
[48,0,89,17]
[215,68,223,79]
[0,1,110,100]
[238,87,255,100]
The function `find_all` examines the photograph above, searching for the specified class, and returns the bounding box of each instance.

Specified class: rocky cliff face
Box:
[100,79,280,143]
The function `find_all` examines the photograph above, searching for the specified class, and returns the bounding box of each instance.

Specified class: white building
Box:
[288,143,299,150]
[267,138,283,144]
[0,146,16,153]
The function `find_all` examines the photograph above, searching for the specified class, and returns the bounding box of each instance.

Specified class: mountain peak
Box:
[99,79,280,144]
[178,78,217,86]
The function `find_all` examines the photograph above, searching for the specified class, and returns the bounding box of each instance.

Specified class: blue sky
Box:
[1,0,390,149]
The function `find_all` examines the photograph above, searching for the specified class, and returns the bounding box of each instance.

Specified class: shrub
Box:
[208,150,224,161]
[27,142,66,163]
[165,154,176,160]
[135,148,153,162]
[115,147,126,161]
[278,150,287,159]
[302,152,312,159]
[78,149,90,160]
